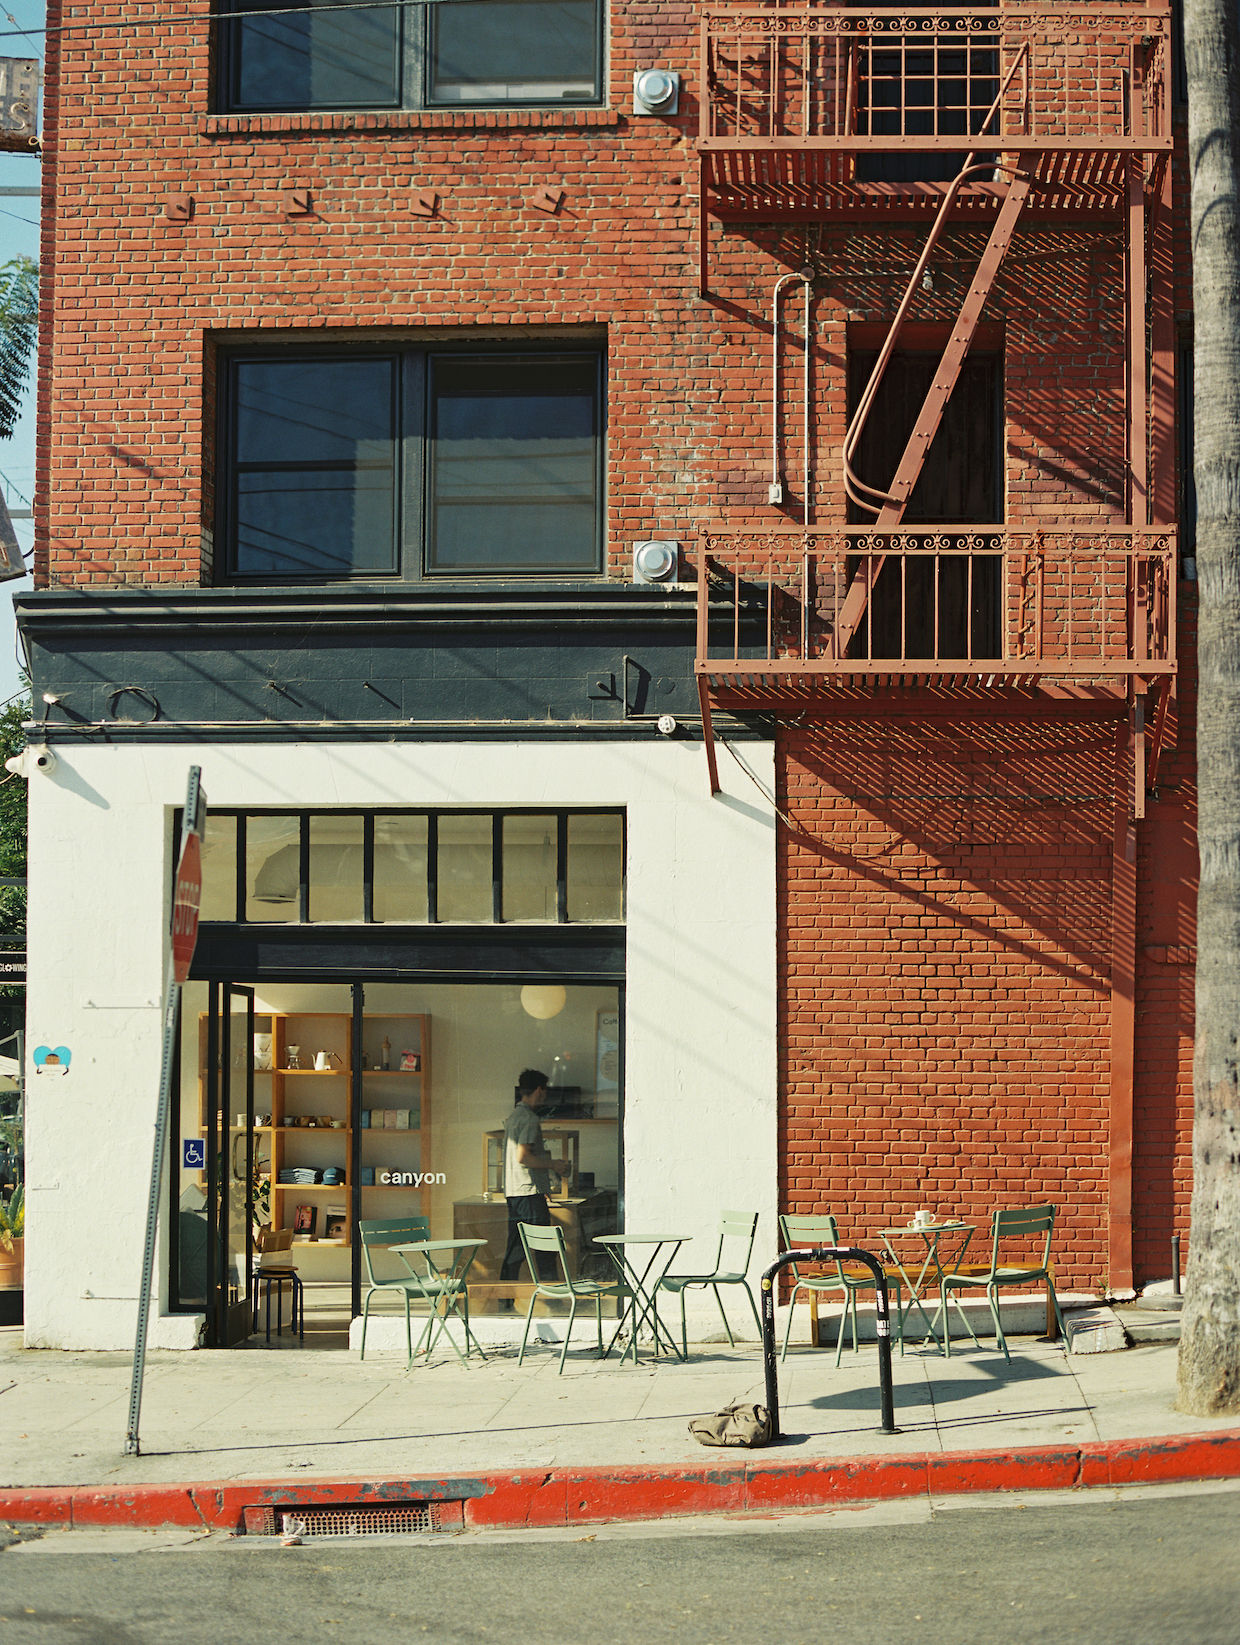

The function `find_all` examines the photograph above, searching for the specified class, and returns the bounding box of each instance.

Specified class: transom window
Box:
[219,346,604,582]
[191,809,625,925]
[220,0,604,114]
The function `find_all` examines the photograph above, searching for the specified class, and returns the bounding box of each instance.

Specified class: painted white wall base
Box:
[23,1308,204,1352]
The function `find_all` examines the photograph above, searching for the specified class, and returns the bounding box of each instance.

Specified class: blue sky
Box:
[1,1,46,707]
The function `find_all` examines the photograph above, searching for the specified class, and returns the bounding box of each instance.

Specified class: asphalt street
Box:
[2,1481,1236,1645]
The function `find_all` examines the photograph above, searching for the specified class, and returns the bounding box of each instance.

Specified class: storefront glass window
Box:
[173,979,622,1339]
[502,813,557,921]
[193,808,623,924]
[567,812,624,921]
[308,814,365,922]
[374,814,429,922]
[199,814,237,921]
[246,815,301,922]
[436,814,492,922]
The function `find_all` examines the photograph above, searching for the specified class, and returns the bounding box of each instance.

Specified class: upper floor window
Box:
[218,344,604,582]
[221,0,604,114]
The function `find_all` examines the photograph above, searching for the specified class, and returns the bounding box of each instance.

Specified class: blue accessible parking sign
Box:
[182,1138,205,1171]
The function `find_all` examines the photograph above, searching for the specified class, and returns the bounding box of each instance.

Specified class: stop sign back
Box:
[171,830,203,984]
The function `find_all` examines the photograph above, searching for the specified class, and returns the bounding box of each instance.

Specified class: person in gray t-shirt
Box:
[499,1068,571,1282]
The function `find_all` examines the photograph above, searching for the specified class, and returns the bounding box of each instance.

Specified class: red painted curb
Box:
[1,1430,1236,1533]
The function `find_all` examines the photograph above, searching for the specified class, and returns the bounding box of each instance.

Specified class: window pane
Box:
[374,815,429,922]
[437,814,492,922]
[308,815,365,922]
[429,0,599,105]
[231,358,397,578]
[247,816,301,923]
[503,814,557,921]
[199,813,238,921]
[229,0,401,112]
[428,354,600,573]
[567,813,623,922]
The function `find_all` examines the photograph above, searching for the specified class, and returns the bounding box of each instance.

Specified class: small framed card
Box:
[324,1213,347,1241]
[293,1203,317,1236]
[400,1050,421,1072]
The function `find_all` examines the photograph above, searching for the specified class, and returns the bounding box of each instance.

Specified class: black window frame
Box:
[180,806,627,927]
[216,0,606,116]
[216,342,607,585]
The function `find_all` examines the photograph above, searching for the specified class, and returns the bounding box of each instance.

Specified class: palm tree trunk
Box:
[1179,0,1240,1416]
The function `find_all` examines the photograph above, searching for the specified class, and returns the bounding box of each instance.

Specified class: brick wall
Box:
[778,712,1123,1292]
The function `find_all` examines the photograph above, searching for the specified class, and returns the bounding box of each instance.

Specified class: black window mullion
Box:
[363,813,375,923]
[427,813,439,924]
[492,815,503,923]
[556,813,568,924]
[299,814,310,924]
[235,814,247,922]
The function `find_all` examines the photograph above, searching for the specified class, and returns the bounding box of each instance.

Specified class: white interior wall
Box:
[23,737,777,1349]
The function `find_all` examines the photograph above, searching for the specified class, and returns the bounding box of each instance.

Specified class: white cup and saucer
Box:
[910,1209,935,1230]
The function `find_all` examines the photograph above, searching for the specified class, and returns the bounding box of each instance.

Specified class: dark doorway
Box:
[847,348,1003,661]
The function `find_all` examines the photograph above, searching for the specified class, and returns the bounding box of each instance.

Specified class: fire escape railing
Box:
[695,527,1177,676]
[699,7,1172,150]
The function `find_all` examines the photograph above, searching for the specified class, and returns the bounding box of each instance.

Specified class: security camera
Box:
[32,746,57,774]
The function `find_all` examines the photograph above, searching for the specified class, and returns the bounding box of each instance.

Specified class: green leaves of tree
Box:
[0,255,38,441]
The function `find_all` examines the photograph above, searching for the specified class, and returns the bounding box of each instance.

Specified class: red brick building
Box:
[17,1,1193,1348]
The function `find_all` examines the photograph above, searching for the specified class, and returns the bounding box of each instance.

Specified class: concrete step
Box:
[1062,1304,1127,1353]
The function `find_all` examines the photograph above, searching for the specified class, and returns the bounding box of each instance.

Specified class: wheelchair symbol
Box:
[183,1138,206,1171]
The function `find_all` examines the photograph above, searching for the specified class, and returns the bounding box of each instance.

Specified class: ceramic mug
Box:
[914,1209,934,1228]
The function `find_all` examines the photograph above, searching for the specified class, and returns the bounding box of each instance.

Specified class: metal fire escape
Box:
[692,5,1177,809]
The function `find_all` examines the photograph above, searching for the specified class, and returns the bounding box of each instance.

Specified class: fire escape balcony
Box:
[693,524,1177,795]
[697,3,1173,263]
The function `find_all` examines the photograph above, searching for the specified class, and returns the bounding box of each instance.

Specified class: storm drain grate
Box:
[244,1500,464,1537]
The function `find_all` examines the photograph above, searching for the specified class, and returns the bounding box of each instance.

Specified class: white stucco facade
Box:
[22,736,777,1351]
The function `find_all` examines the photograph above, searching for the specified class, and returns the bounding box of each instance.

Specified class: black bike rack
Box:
[760,1247,897,1437]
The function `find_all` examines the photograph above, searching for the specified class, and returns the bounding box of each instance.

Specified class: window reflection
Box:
[567,813,623,921]
[246,816,300,923]
[503,814,557,921]
[374,815,429,922]
[437,814,492,922]
[308,815,365,922]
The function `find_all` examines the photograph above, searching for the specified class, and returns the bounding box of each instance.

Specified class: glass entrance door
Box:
[204,983,257,1347]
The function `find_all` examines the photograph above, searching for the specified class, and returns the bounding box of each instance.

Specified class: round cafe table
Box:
[594,1233,693,1364]
[875,1221,975,1352]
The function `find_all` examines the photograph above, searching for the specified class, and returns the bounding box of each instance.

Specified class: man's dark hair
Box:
[516,1068,549,1101]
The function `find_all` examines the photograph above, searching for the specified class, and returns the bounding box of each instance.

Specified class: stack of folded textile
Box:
[278,1167,320,1185]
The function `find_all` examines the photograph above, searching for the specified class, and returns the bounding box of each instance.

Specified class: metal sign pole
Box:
[124,768,206,1457]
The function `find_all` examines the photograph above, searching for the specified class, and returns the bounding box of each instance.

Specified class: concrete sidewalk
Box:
[1,1320,1236,1531]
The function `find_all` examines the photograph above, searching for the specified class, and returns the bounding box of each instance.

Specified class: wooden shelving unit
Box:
[199,1011,432,1247]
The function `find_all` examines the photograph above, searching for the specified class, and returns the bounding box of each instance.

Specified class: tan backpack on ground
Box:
[688,1400,772,1447]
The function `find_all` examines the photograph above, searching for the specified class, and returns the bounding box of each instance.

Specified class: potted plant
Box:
[0,1114,23,1324]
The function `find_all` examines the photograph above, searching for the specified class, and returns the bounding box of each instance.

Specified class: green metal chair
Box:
[357,1216,431,1364]
[779,1213,904,1366]
[938,1203,1069,1362]
[655,1210,762,1357]
[516,1222,626,1374]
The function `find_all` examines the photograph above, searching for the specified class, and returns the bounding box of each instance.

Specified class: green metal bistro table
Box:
[876,1221,975,1352]
[389,1239,487,1364]
[595,1233,692,1364]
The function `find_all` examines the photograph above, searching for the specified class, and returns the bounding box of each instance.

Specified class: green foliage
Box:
[0,1182,22,1251]
[0,256,38,440]
[0,696,27,952]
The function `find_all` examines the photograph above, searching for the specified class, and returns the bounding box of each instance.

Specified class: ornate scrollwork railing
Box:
[695,525,1177,674]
